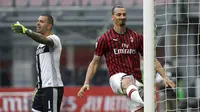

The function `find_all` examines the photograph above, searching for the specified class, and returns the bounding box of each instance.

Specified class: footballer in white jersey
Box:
[11,14,64,112]
[36,34,64,88]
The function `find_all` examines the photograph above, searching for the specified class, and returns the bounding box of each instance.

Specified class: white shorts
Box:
[109,72,144,112]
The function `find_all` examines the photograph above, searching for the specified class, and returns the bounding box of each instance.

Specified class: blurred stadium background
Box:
[0,0,199,112]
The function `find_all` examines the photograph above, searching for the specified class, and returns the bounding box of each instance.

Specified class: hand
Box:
[11,21,27,34]
[77,84,90,98]
[163,77,176,88]
[32,88,38,102]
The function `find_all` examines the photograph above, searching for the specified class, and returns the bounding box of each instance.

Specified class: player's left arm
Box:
[138,33,175,88]
[11,21,54,47]
[155,59,176,88]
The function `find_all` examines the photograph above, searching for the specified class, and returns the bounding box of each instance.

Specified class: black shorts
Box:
[32,87,64,112]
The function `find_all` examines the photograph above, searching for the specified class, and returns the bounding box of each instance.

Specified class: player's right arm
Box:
[84,55,101,85]
[77,35,107,98]
[77,55,101,98]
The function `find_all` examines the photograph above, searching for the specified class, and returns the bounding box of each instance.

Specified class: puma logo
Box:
[112,38,118,41]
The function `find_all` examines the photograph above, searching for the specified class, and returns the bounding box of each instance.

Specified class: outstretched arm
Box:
[25,30,54,47]
[11,21,54,47]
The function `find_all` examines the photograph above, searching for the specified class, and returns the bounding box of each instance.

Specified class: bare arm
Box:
[140,56,175,88]
[140,56,166,77]
[84,55,101,85]
[26,30,54,47]
[155,59,176,88]
[155,59,168,79]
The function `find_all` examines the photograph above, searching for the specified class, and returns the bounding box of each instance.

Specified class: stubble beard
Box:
[117,20,126,26]
[120,23,126,26]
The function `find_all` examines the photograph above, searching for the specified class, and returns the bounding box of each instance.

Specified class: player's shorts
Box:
[109,72,143,112]
[32,87,64,112]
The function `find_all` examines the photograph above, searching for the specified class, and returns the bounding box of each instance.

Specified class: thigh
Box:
[43,87,64,112]
[121,76,144,100]
[32,89,44,112]
[109,73,126,95]
[121,75,136,94]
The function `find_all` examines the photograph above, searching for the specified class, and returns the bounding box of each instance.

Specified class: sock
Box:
[126,85,144,104]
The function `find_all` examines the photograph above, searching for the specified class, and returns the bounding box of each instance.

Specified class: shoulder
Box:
[48,34,61,47]
[98,29,113,40]
[48,34,61,42]
[127,28,143,37]
[48,34,60,40]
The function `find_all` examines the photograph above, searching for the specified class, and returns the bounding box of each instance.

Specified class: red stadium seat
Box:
[30,0,42,6]
[0,0,12,7]
[82,0,104,6]
[48,0,58,6]
[15,0,27,7]
[60,0,74,6]
[120,0,135,7]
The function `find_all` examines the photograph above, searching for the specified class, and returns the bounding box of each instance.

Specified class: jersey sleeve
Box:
[137,33,143,56]
[48,35,61,47]
[94,36,107,56]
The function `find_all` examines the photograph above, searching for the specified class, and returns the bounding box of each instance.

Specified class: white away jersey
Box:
[36,34,64,88]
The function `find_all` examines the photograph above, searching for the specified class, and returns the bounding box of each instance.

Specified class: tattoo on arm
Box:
[26,30,54,47]
[84,55,101,84]
[93,55,101,64]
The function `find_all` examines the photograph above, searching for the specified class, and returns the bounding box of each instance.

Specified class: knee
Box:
[121,77,136,94]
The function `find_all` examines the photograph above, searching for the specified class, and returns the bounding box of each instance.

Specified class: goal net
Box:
[155,0,200,112]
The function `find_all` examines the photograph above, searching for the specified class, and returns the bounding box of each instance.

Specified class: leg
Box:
[43,87,64,112]
[32,88,43,112]
[109,73,143,111]
[57,87,64,112]
[121,75,144,104]
[127,96,144,112]
[135,107,144,112]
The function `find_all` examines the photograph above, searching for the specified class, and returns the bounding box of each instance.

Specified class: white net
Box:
[155,0,200,112]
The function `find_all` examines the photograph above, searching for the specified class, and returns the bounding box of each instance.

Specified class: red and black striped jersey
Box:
[94,28,143,82]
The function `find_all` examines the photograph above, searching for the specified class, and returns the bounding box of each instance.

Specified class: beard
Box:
[36,29,40,33]
[120,22,126,26]
[36,28,47,35]
[116,19,126,26]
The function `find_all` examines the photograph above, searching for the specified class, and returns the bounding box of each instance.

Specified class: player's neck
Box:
[113,25,126,34]
[42,31,52,37]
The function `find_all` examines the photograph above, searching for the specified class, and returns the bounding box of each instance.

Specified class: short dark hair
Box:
[41,14,54,26]
[112,5,124,15]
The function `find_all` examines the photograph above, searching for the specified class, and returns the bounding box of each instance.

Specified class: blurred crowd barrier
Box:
[0,0,172,7]
[0,87,130,112]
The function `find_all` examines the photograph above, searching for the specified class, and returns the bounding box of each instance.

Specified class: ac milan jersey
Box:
[94,28,143,82]
[36,34,64,88]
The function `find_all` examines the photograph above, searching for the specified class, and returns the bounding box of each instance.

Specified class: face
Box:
[112,8,127,26]
[36,16,52,34]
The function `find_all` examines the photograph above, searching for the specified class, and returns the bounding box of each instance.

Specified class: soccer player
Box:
[11,14,64,112]
[77,5,176,112]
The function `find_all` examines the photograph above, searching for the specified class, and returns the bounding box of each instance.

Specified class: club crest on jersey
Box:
[130,37,134,42]
[112,38,118,41]
[113,43,136,55]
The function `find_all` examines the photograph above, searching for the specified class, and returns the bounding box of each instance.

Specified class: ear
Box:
[111,16,114,20]
[48,24,52,30]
